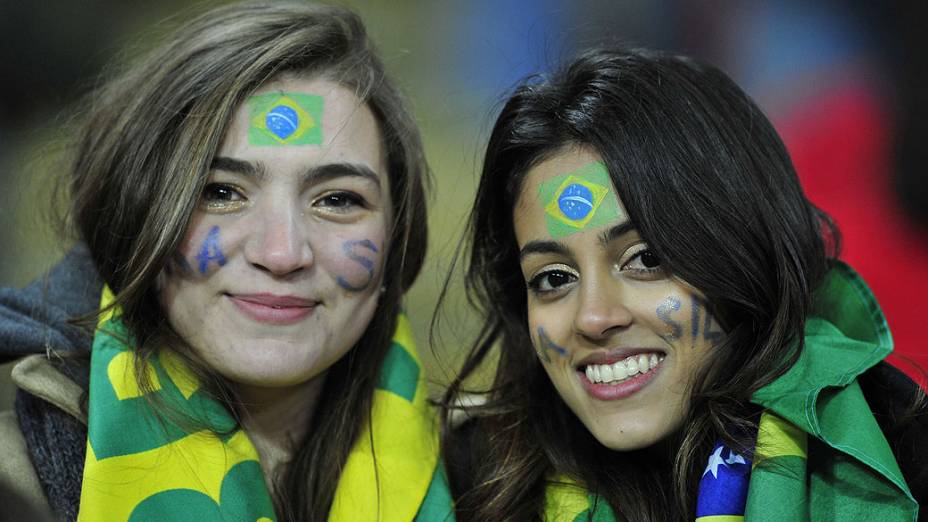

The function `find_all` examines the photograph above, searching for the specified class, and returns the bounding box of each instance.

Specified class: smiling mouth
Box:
[581,352,665,385]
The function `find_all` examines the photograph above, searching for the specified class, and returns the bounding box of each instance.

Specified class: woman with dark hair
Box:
[0,2,451,521]
[443,47,927,521]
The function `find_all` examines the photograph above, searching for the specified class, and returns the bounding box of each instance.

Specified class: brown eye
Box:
[527,266,579,294]
[202,183,244,202]
[622,247,664,276]
[315,191,365,211]
[639,250,661,268]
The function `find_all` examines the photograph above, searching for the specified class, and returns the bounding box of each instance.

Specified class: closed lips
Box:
[230,294,316,307]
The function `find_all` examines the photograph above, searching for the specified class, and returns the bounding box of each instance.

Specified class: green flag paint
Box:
[538,162,623,238]
[248,92,324,146]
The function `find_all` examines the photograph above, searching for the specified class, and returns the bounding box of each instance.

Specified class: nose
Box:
[244,203,313,276]
[573,278,633,341]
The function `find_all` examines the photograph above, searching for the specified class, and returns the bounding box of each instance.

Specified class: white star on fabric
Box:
[703,446,725,478]
[725,451,747,466]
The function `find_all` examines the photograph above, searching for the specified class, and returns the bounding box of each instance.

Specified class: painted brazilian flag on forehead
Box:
[248,92,323,146]
[538,162,623,238]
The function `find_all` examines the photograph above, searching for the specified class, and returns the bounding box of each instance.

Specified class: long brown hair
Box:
[61,2,428,520]
[441,47,838,521]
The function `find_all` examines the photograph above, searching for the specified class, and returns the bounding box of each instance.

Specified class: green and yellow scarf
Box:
[77,287,454,521]
[542,411,803,522]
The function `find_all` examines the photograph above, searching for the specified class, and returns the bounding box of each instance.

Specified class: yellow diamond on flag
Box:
[544,175,610,230]
[248,92,324,146]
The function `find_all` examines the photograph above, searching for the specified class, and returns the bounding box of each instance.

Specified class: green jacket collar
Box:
[751,260,915,505]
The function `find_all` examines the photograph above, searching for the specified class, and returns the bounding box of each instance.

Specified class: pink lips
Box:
[228,293,317,325]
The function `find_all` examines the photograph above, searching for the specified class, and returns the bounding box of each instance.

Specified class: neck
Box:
[234,371,328,492]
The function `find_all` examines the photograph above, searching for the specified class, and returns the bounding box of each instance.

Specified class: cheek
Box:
[317,231,386,292]
[653,294,724,349]
[171,221,239,277]
[527,310,571,364]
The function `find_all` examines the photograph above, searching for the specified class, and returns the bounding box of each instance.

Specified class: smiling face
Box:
[513,146,725,450]
[159,75,390,391]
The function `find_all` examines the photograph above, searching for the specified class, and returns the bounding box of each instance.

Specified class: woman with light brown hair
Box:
[0,2,451,520]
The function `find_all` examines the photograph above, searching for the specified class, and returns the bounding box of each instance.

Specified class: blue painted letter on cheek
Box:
[336,239,379,292]
[656,296,683,340]
[195,226,227,274]
[536,326,568,363]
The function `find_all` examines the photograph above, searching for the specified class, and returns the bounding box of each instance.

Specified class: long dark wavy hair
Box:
[441,47,839,521]
[61,2,428,520]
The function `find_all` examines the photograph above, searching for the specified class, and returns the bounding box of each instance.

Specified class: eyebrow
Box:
[519,240,570,261]
[598,221,636,247]
[518,221,637,262]
[210,157,382,190]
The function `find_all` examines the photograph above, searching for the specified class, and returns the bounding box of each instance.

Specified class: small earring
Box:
[379,285,387,294]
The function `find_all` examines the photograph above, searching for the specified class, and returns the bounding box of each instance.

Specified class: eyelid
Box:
[530,262,578,281]
[311,190,369,214]
[200,182,248,211]
[620,242,650,265]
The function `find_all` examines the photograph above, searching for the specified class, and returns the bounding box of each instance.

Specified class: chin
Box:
[221,364,318,389]
[210,347,330,389]
[585,414,678,452]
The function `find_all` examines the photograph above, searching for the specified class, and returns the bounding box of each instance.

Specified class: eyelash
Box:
[201,183,246,210]
[314,191,366,212]
[527,265,578,295]
[623,248,663,275]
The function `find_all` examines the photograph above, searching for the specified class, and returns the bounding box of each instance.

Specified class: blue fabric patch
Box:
[695,441,752,517]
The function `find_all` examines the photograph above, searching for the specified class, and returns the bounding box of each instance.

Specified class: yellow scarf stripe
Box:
[329,313,441,521]
[543,477,592,522]
[754,411,807,465]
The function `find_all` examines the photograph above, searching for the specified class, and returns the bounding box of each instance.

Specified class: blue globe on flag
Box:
[558,183,594,220]
[265,105,300,140]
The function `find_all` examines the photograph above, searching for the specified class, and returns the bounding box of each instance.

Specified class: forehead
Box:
[515,147,626,240]
[218,75,386,177]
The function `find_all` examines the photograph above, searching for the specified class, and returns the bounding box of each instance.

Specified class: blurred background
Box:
[2,0,926,408]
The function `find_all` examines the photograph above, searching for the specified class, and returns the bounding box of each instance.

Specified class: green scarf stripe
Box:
[829,262,892,344]
[815,379,911,501]
[414,462,455,521]
[88,319,236,459]
[378,341,420,402]
[810,262,892,354]
[745,455,807,520]
[574,493,617,521]
[126,461,276,521]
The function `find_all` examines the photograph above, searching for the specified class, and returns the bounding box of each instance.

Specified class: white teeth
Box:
[584,353,664,384]
[626,357,639,375]
[611,361,628,380]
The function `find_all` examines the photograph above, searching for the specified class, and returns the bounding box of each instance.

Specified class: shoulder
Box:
[0,410,57,521]
[4,354,89,521]
[858,362,928,505]
[11,353,88,423]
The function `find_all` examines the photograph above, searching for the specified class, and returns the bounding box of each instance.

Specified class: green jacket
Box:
[748,261,921,520]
